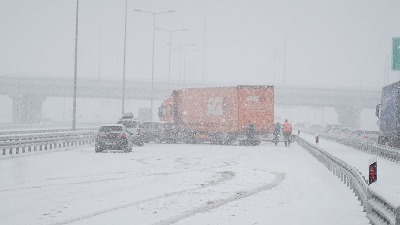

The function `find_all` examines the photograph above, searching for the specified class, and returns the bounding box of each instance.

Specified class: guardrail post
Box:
[2,149,5,155]
[16,147,19,154]
[9,148,12,155]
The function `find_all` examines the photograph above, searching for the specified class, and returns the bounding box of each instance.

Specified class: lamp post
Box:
[202,16,206,85]
[170,43,195,88]
[121,0,128,115]
[72,0,79,130]
[155,27,187,91]
[134,9,175,121]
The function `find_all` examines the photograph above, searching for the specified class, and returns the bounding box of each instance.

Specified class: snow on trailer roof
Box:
[175,85,274,91]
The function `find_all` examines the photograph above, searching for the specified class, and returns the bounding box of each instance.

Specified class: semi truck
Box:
[158,85,274,145]
[376,81,400,147]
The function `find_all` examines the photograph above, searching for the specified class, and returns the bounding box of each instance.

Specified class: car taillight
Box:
[136,128,142,135]
[96,133,101,140]
[119,133,127,139]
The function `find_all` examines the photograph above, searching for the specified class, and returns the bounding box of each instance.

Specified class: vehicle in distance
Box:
[294,123,306,131]
[117,113,144,146]
[350,130,379,143]
[310,124,323,133]
[95,124,133,153]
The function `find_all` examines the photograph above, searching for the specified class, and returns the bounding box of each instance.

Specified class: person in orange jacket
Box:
[282,119,292,147]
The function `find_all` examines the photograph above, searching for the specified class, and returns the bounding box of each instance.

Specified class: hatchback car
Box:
[95,124,133,153]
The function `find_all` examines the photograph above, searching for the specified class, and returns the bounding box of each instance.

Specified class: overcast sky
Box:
[1,0,400,89]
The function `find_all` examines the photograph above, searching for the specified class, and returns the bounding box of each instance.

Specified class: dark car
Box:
[140,122,165,143]
[160,123,178,143]
[140,122,178,143]
[95,124,133,153]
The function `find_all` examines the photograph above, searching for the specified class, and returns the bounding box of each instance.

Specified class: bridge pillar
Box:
[335,106,362,128]
[11,94,46,124]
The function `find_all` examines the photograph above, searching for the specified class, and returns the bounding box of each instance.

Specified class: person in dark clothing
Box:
[273,122,281,145]
[246,121,255,139]
[273,122,281,135]
[246,121,261,146]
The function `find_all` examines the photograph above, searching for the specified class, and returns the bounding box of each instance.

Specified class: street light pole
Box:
[150,14,156,120]
[202,16,206,85]
[122,0,128,115]
[98,26,102,80]
[156,27,187,90]
[183,46,196,87]
[168,31,172,89]
[134,9,175,121]
[72,0,79,130]
[170,43,195,88]
[283,33,286,86]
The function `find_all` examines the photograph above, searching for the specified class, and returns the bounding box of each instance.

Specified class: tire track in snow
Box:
[0,157,237,193]
[0,177,127,193]
[48,171,235,225]
[152,172,286,225]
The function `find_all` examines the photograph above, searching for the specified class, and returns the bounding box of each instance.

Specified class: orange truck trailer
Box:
[158,85,274,145]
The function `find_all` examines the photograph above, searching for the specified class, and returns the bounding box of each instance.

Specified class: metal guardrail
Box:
[0,130,96,156]
[295,135,400,225]
[0,126,100,136]
[321,133,400,164]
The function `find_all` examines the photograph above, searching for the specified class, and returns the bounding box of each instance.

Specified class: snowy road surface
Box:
[0,143,369,225]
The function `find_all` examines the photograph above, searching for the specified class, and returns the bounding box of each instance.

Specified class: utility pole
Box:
[283,33,286,86]
[202,17,206,85]
[121,0,128,115]
[98,27,102,80]
[72,0,79,130]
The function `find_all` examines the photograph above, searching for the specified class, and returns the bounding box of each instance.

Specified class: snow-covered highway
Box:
[0,143,369,225]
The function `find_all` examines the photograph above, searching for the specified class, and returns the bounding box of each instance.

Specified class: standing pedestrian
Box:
[282,119,292,147]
